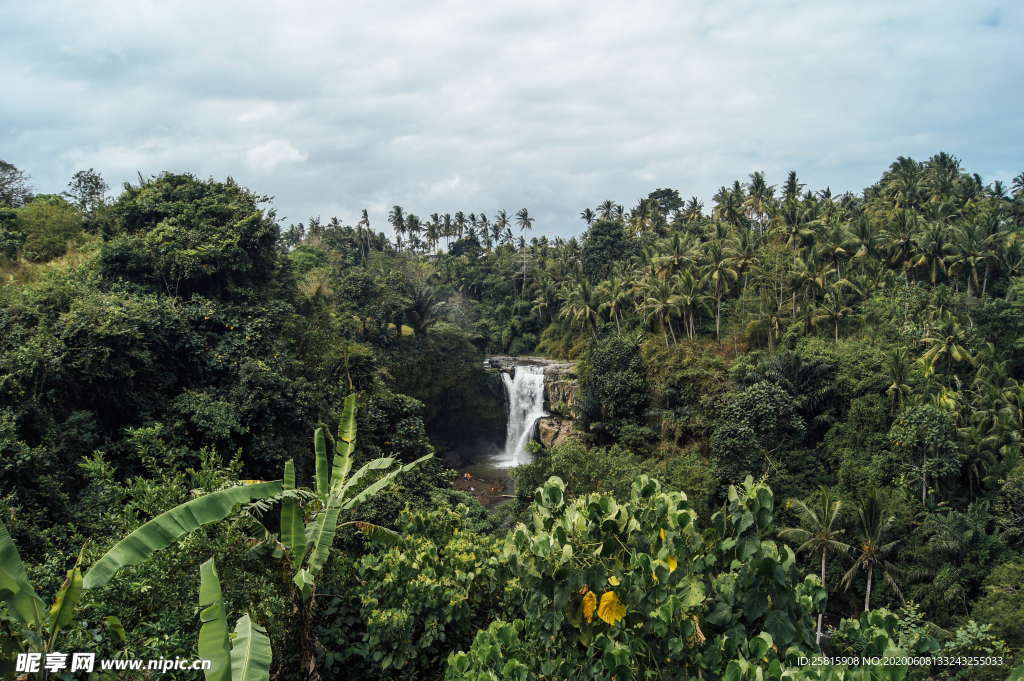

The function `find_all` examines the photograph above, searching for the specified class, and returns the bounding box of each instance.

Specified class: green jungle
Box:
[0,154,1023,680]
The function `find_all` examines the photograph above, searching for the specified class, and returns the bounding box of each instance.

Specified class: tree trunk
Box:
[817,550,827,647]
[922,450,927,504]
[715,299,721,341]
[864,569,873,613]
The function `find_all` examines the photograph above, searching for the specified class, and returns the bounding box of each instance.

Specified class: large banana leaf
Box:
[0,521,46,627]
[280,460,306,562]
[198,559,231,681]
[314,427,329,496]
[84,481,283,588]
[330,394,357,494]
[47,560,83,648]
[334,457,396,503]
[341,455,432,511]
[230,614,272,681]
[303,499,342,580]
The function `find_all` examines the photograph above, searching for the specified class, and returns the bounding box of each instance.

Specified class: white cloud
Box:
[1,0,1021,234]
[245,140,308,172]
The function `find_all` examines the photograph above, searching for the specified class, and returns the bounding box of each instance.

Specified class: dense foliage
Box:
[1,155,1022,680]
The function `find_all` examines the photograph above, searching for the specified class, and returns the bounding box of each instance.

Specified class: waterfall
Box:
[496,364,547,467]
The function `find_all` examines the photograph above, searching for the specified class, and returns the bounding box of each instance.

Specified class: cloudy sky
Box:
[3,1,1021,236]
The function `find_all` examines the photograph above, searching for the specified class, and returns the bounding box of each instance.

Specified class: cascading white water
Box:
[496,364,547,468]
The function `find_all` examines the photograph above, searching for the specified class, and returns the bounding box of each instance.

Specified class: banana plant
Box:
[262,394,429,681]
[198,559,272,681]
[0,521,117,680]
[83,480,284,589]
[284,393,431,601]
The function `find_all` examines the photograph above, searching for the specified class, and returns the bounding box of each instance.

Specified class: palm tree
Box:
[782,170,805,202]
[357,209,372,262]
[884,347,914,412]
[580,207,596,225]
[841,491,902,613]
[387,205,405,250]
[919,313,974,383]
[596,200,617,220]
[494,210,510,245]
[703,241,738,341]
[596,275,632,333]
[947,220,993,298]
[913,222,954,285]
[558,281,601,338]
[670,269,708,340]
[745,171,775,231]
[883,209,920,283]
[813,283,858,343]
[780,488,850,647]
[638,276,680,344]
[515,208,535,297]
[746,297,785,352]
[682,196,704,223]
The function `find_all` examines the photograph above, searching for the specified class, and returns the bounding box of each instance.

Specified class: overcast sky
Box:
[3,1,1021,236]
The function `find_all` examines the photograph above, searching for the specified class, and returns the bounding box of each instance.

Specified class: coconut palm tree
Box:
[745,171,775,231]
[388,205,406,251]
[780,488,850,647]
[558,281,601,338]
[580,207,596,225]
[813,283,859,343]
[638,276,680,344]
[883,209,920,283]
[947,220,993,298]
[841,491,902,613]
[703,241,738,341]
[884,347,914,412]
[746,297,786,352]
[670,269,708,340]
[596,275,632,333]
[920,313,974,383]
[913,222,954,285]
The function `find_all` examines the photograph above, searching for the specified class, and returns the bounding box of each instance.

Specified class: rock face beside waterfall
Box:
[536,416,573,448]
[542,363,578,419]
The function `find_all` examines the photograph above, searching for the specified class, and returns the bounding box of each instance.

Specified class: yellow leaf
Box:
[582,590,596,624]
[659,528,666,541]
[608,576,620,586]
[666,556,678,573]
[598,591,626,625]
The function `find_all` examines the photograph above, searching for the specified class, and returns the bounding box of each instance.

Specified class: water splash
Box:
[496,364,547,468]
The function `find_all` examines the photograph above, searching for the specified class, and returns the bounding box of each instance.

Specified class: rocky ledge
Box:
[537,416,574,449]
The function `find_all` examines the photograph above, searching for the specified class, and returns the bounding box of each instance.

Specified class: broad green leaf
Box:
[84,481,283,588]
[304,500,342,580]
[230,614,272,681]
[334,457,396,503]
[198,559,230,681]
[341,455,432,511]
[341,521,400,547]
[314,427,329,496]
[104,616,127,643]
[0,520,46,627]
[280,461,306,561]
[331,394,357,492]
[47,563,83,647]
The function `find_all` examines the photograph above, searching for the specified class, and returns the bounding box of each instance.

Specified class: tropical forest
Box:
[0,153,1023,680]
